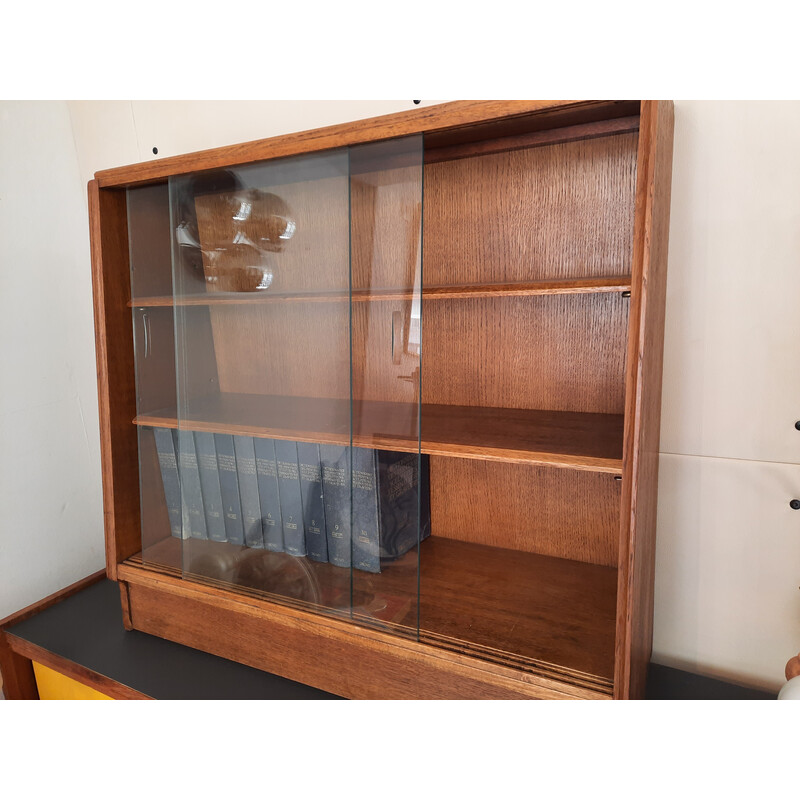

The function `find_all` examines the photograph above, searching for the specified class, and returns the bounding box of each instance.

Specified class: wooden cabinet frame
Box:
[88,100,674,699]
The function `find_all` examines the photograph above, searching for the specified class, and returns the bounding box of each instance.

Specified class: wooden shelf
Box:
[127,275,632,308]
[133,535,617,692]
[134,393,624,473]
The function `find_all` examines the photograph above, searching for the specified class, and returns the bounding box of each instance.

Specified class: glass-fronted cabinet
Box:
[105,101,672,698]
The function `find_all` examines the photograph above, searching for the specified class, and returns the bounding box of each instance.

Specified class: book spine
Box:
[320,444,351,568]
[377,451,432,561]
[193,431,227,543]
[274,439,306,557]
[234,435,264,549]
[297,442,328,563]
[352,447,380,573]
[214,433,244,546]
[153,427,183,539]
[176,428,208,540]
[253,438,283,552]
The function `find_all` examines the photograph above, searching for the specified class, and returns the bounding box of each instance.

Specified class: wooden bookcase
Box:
[88,100,674,700]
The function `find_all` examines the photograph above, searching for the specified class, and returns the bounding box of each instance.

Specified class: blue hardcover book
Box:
[194,431,227,543]
[214,433,244,546]
[320,444,350,568]
[275,439,306,556]
[297,442,328,563]
[153,427,183,539]
[352,447,380,573]
[254,438,283,552]
[234,435,264,549]
[176,429,207,540]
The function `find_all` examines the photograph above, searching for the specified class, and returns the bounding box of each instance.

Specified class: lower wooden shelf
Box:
[131,534,617,694]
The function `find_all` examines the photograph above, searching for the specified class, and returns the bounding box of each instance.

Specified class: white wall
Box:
[652,102,800,691]
[2,100,797,693]
[0,102,105,618]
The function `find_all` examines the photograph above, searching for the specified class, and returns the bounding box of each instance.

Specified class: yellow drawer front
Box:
[33,661,111,700]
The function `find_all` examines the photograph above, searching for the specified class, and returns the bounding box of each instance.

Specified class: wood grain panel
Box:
[128,182,173,299]
[350,143,422,291]
[120,549,614,698]
[128,534,615,687]
[95,101,618,188]
[135,393,624,472]
[426,115,640,164]
[352,300,419,407]
[430,458,621,566]
[615,101,674,699]
[419,538,617,683]
[423,132,638,286]
[206,304,350,401]
[128,275,633,307]
[88,181,140,578]
[423,293,630,413]
[193,165,350,296]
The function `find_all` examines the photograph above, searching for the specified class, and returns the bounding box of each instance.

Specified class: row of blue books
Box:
[152,428,430,574]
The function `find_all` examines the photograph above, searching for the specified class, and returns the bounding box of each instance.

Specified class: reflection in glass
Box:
[174,170,296,293]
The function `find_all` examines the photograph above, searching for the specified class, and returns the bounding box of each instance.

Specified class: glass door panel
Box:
[169,151,354,616]
[128,183,182,571]
[349,136,424,638]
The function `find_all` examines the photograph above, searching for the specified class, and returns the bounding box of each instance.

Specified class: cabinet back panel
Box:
[423,133,638,286]
[422,293,629,414]
[205,292,627,414]
[208,303,350,399]
[430,457,620,567]
[128,183,172,299]
[194,168,350,296]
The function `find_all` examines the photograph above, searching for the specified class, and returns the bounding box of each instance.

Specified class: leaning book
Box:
[153,427,183,539]
[352,448,431,573]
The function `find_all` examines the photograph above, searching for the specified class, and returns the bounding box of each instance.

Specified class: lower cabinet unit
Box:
[89,100,674,699]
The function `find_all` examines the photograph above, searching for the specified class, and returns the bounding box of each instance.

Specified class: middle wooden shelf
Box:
[134,392,624,473]
[127,275,633,308]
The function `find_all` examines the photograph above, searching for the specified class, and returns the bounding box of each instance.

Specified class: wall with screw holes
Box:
[1,100,798,692]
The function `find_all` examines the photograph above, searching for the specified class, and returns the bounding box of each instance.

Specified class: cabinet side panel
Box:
[615,102,674,699]
[88,181,140,578]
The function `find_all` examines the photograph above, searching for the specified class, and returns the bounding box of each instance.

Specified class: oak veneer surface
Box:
[615,101,675,700]
[422,293,629,414]
[155,294,629,418]
[135,393,624,472]
[128,276,633,307]
[88,182,140,579]
[96,101,623,187]
[127,183,173,298]
[423,132,638,287]
[193,164,350,296]
[128,534,617,690]
[430,458,621,567]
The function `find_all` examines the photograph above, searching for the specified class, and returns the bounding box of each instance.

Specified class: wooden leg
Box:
[0,631,39,700]
[119,581,133,630]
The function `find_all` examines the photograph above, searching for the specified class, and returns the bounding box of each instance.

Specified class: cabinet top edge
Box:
[94,100,643,189]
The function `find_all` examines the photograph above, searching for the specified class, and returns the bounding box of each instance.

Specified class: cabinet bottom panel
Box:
[119,564,612,699]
